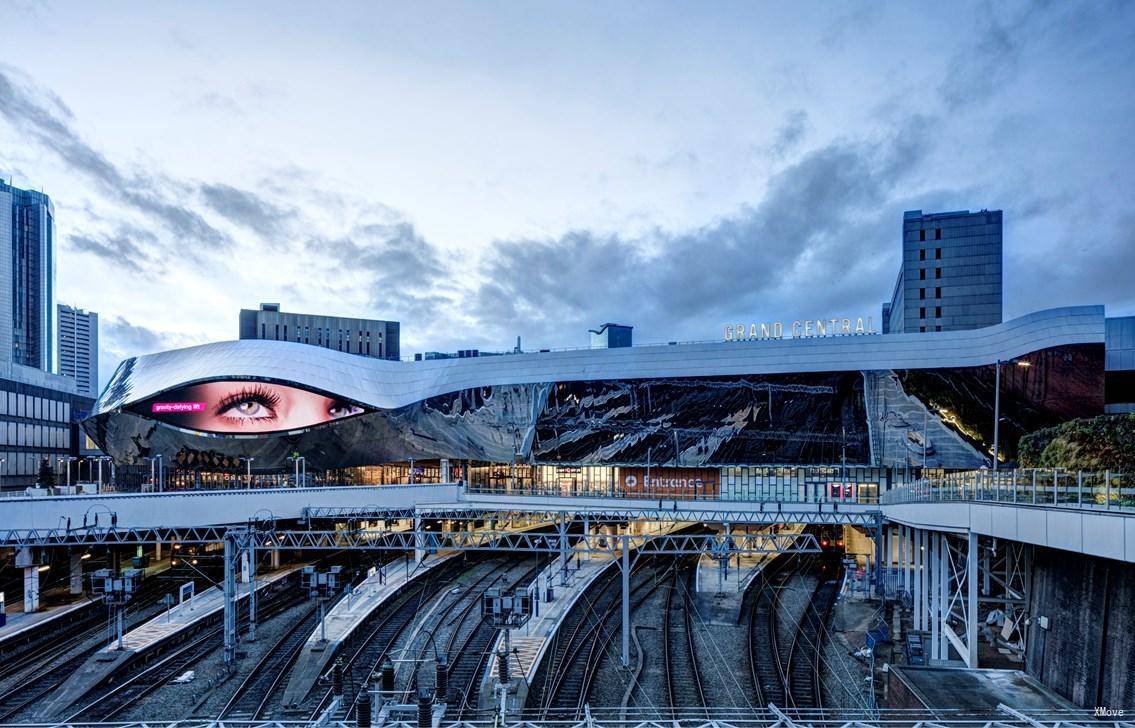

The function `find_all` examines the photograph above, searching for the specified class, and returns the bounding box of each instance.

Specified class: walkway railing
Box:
[882,468,1133,511]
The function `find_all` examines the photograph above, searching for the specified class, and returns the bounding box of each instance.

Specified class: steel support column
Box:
[966,531,978,667]
[223,533,238,666]
[620,541,630,667]
[247,539,257,643]
[929,533,940,659]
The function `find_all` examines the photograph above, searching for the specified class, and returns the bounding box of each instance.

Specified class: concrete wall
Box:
[1026,546,1135,707]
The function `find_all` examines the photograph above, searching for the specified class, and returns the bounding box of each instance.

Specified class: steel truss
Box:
[889,526,1030,668]
[18,707,1126,728]
[209,526,821,665]
[303,504,882,526]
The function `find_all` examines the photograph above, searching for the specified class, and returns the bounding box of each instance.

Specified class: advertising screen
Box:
[136,380,369,434]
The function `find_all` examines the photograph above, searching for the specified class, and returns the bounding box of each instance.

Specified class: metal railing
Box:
[882,468,1134,511]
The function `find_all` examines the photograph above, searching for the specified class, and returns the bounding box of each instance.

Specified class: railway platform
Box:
[0,596,94,643]
[279,554,456,708]
[37,566,296,719]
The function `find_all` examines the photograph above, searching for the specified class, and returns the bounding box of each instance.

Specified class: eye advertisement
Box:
[136,380,368,434]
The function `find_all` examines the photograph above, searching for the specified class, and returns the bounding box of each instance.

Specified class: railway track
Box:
[534,554,681,719]
[784,572,842,710]
[443,558,544,719]
[218,603,321,720]
[304,557,470,720]
[0,571,214,722]
[663,557,705,713]
[64,578,302,722]
[746,554,790,708]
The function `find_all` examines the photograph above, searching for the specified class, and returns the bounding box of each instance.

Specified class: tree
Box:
[37,458,56,487]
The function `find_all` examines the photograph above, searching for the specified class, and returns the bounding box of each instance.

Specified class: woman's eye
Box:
[231,401,269,418]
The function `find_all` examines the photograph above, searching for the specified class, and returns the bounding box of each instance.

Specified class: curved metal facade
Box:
[83,306,1106,471]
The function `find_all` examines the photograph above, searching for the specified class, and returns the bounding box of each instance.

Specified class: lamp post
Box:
[992,359,1031,472]
[96,456,111,492]
[241,457,255,488]
[287,455,306,487]
[156,454,164,491]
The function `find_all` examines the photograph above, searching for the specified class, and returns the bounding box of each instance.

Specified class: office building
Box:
[0,180,55,370]
[589,323,633,349]
[883,209,1002,334]
[0,182,95,488]
[238,303,399,360]
[57,304,99,398]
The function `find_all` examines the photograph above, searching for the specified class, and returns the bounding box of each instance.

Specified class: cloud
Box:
[0,65,227,248]
[309,220,456,321]
[65,226,157,272]
[770,109,809,158]
[200,182,294,240]
[471,116,934,343]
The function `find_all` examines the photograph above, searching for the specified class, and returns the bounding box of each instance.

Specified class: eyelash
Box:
[215,385,281,420]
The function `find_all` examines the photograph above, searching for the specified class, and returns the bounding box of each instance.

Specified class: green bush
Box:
[1017,413,1135,470]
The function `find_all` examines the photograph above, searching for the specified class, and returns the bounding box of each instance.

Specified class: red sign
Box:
[621,467,719,498]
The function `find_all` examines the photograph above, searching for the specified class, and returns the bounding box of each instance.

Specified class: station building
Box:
[82,210,1135,496]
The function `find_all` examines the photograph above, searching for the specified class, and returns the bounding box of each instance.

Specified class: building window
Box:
[919,325,926,333]
[935,268,941,279]
[260,323,265,338]
[935,248,941,259]
[919,307,926,319]
[919,249,926,261]
[274,324,279,339]
[935,325,942,332]
[919,269,926,280]
[935,306,942,318]
[919,229,926,242]
[935,228,942,240]
[919,288,925,300]
[283,325,288,340]
[935,287,942,298]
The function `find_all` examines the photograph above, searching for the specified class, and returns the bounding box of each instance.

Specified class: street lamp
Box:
[241,457,255,488]
[287,455,306,487]
[992,359,1031,472]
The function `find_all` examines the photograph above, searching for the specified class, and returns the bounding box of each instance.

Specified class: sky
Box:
[1,1,1133,387]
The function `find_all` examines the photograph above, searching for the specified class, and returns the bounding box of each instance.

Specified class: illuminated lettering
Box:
[855,317,865,334]
[841,318,851,335]
[791,321,801,337]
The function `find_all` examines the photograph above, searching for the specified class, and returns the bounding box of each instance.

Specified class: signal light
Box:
[837,540,844,547]
[821,539,830,547]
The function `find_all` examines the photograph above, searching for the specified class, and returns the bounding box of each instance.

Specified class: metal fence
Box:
[881,468,1133,511]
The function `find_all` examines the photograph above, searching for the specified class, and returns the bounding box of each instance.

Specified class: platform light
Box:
[1016,360,1031,367]
[37,565,51,572]
[80,553,92,560]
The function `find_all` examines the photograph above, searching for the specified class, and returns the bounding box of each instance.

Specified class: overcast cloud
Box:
[0,1,1132,387]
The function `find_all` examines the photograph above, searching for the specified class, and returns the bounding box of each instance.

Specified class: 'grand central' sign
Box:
[724,316,876,341]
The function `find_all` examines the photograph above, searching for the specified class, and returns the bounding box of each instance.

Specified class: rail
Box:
[881,468,1133,511]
